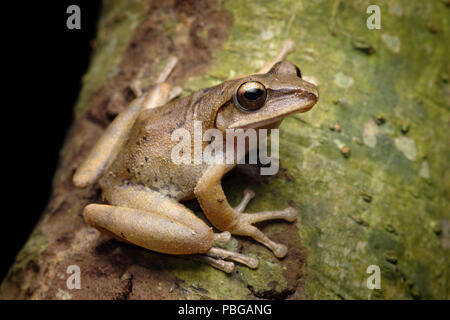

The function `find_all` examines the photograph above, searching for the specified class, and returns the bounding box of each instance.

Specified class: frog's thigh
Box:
[84,187,214,255]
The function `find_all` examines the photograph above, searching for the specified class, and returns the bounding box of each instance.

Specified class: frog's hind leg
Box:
[140,56,181,111]
[205,247,258,269]
[230,39,296,80]
[73,57,178,188]
[193,236,259,273]
[193,255,235,273]
[256,39,296,74]
[84,184,258,273]
[84,202,215,255]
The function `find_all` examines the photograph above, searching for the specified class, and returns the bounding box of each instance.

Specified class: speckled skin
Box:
[73,44,318,272]
[100,64,318,201]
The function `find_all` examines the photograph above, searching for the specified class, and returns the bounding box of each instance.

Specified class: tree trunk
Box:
[1,0,449,299]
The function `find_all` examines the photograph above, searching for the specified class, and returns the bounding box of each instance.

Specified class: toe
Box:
[284,207,298,222]
[273,243,288,258]
[247,257,259,269]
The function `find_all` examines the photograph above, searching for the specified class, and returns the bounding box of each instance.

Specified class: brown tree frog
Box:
[73,40,319,273]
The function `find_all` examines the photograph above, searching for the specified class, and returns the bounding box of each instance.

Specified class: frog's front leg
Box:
[84,183,257,273]
[195,164,297,258]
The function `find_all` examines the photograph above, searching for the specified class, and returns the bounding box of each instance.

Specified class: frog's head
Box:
[215,61,318,130]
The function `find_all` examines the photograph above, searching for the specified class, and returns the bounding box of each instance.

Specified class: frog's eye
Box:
[295,66,302,78]
[234,81,267,111]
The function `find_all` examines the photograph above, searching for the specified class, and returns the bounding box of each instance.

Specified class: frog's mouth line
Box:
[237,103,316,129]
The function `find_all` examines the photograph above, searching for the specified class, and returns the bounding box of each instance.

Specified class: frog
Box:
[73,40,319,273]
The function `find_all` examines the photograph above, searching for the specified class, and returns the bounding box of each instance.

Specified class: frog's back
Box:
[99,91,208,201]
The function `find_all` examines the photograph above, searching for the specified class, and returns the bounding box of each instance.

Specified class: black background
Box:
[2,1,101,281]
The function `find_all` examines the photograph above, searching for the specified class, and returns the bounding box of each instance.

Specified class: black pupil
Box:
[244,88,263,100]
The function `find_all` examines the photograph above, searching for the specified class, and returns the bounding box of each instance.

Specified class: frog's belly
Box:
[137,163,206,200]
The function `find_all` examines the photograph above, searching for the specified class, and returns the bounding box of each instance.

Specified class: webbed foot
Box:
[229,189,297,258]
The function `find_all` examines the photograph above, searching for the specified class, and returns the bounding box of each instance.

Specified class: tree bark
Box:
[1,0,449,299]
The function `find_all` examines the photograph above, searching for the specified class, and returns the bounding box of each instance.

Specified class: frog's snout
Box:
[301,80,319,100]
[292,80,318,114]
[297,81,319,109]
